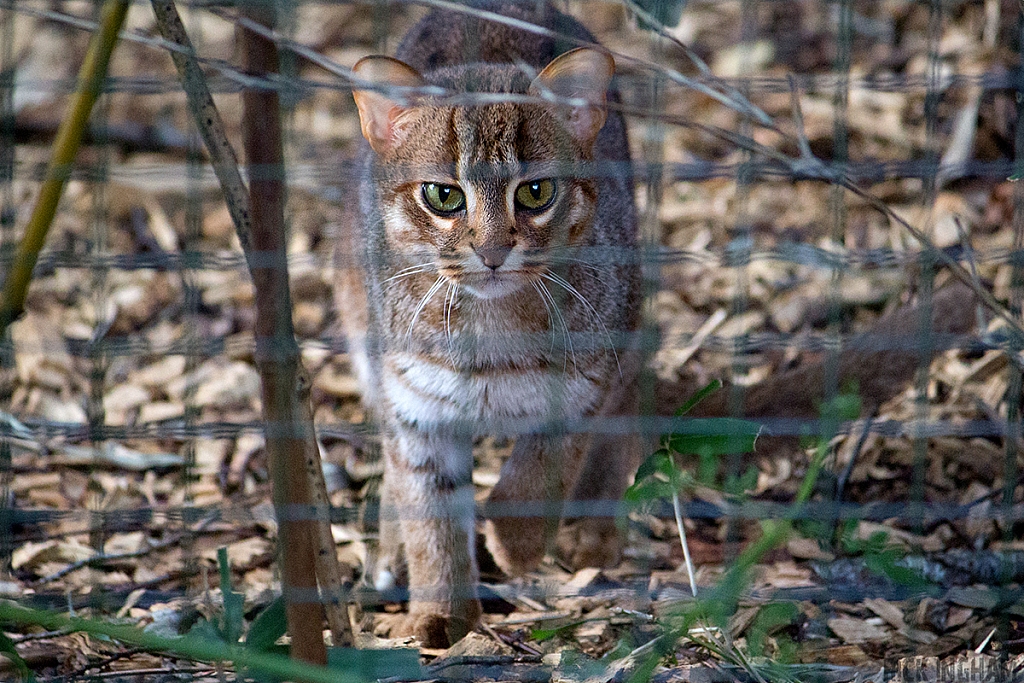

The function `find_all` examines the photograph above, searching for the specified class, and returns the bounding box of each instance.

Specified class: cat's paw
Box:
[374,603,481,648]
[556,518,623,570]
[484,517,547,576]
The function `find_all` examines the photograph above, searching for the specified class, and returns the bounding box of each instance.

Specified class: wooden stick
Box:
[149,0,352,648]
[237,3,326,666]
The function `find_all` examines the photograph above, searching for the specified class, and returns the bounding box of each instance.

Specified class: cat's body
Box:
[336,2,641,646]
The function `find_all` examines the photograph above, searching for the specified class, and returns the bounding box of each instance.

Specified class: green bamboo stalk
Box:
[0,0,131,336]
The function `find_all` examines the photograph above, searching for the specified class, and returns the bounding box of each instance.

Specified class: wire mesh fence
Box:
[0,0,1021,679]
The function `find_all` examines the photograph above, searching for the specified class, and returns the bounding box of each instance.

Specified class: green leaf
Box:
[674,379,722,417]
[530,620,584,642]
[328,647,423,680]
[246,596,287,652]
[864,552,930,588]
[746,602,800,657]
[633,450,672,485]
[625,449,690,505]
[817,390,861,422]
[0,630,35,683]
[666,418,760,457]
[217,547,245,644]
[188,618,225,644]
[601,635,636,662]
[723,467,759,497]
[624,477,678,505]
[218,547,232,595]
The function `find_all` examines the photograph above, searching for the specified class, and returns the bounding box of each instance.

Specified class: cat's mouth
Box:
[457,269,531,300]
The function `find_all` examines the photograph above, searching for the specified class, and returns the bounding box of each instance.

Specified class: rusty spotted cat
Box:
[335,1,641,647]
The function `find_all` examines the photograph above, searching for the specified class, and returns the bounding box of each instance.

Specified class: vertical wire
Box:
[722,0,759,558]
[178,0,204,594]
[373,0,389,54]
[639,3,666,384]
[825,0,852,446]
[908,0,945,528]
[85,0,114,612]
[1001,0,1024,597]
[0,0,15,578]
[362,0,390,599]
[636,0,666,510]
[0,0,12,247]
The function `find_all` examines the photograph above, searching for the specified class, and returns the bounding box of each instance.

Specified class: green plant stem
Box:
[732,442,829,576]
[0,602,365,683]
[0,0,130,336]
[671,491,697,597]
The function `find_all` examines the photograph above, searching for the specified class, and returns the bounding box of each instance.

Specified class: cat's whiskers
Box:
[384,263,435,289]
[540,271,622,378]
[530,281,559,356]
[533,280,577,375]
[547,255,604,276]
[406,275,447,346]
[444,281,459,367]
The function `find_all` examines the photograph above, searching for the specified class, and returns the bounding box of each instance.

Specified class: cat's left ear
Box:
[529,48,614,148]
[352,56,425,154]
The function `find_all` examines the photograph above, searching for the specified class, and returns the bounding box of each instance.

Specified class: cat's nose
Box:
[473,243,511,270]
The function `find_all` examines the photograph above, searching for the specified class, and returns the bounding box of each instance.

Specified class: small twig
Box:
[31,513,217,587]
[835,413,875,502]
[675,308,727,377]
[149,0,254,260]
[622,0,776,128]
[955,216,989,335]
[479,622,543,657]
[11,629,70,644]
[41,666,214,682]
[610,607,655,622]
[976,627,997,653]
[671,492,697,597]
[781,79,1022,346]
[787,74,816,162]
[297,367,355,646]
[61,647,147,680]
[428,654,538,670]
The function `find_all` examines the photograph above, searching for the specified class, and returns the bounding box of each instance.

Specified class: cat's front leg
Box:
[484,433,588,576]
[383,426,480,647]
[556,429,641,569]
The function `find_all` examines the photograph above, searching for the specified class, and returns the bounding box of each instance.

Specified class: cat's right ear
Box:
[351,56,425,154]
[529,48,614,148]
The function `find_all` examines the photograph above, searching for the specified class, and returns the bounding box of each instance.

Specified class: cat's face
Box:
[353,49,613,300]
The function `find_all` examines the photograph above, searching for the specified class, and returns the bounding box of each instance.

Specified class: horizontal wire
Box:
[5,157,1017,187]
[8,68,1014,99]
[1,1,1013,107]
[4,497,1020,547]
[0,328,985,357]
[0,414,1013,445]
[0,241,1018,279]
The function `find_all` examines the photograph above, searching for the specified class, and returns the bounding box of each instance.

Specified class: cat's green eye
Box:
[515,179,556,210]
[422,183,466,214]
